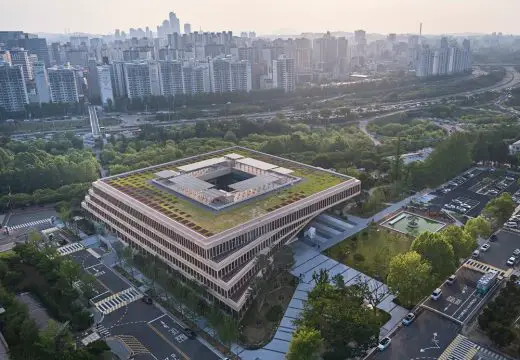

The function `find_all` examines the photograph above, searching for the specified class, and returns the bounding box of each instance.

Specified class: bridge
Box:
[88,105,101,138]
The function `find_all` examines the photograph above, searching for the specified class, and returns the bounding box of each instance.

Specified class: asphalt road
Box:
[68,249,221,360]
[374,310,460,360]
[6,207,57,227]
[479,229,520,270]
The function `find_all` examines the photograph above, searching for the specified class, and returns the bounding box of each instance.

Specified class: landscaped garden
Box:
[326,225,413,279]
[239,271,297,348]
[104,147,351,236]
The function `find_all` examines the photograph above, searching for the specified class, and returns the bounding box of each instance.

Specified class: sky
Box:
[2,0,520,36]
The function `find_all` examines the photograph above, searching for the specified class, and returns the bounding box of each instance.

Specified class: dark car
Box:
[141,296,153,305]
[184,328,196,339]
[489,234,498,242]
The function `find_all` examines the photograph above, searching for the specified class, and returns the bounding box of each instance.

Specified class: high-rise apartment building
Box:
[184,24,192,35]
[0,62,29,112]
[97,65,114,105]
[169,12,181,34]
[0,51,11,64]
[9,48,32,81]
[124,62,152,99]
[416,39,471,78]
[183,62,211,94]
[272,56,295,92]
[158,60,185,96]
[33,62,51,103]
[110,61,127,98]
[210,58,251,93]
[48,65,80,103]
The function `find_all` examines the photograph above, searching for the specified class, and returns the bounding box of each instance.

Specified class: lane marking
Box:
[147,323,190,360]
[148,313,167,324]
[451,289,477,318]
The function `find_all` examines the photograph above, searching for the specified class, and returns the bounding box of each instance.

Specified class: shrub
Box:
[353,253,365,262]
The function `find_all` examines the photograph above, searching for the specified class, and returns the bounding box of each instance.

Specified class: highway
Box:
[88,105,101,137]
[9,66,520,141]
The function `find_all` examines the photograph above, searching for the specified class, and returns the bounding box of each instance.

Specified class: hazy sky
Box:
[2,0,520,35]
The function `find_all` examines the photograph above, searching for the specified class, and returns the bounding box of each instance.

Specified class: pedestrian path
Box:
[7,218,51,230]
[93,288,143,315]
[57,242,85,256]
[95,323,111,337]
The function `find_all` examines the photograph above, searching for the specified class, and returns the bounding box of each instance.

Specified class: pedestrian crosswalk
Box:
[115,335,150,356]
[474,344,509,360]
[439,334,508,360]
[464,259,508,277]
[7,218,51,231]
[57,242,85,256]
[95,323,110,337]
[93,288,143,315]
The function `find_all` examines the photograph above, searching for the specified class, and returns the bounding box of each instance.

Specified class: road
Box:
[9,66,520,142]
[357,66,520,146]
[88,105,101,137]
[68,249,222,360]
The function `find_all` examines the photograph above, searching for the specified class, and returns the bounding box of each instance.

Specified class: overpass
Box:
[88,105,101,138]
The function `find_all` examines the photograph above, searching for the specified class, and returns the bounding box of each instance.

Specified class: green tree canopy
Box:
[287,326,324,360]
[387,251,433,307]
[411,232,456,280]
[295,279,380,359]
[483,193,516,225]
[440,225,476,262]
[464,216,492,240]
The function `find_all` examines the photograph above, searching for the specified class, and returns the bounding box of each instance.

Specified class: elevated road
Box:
[88,105,101,137]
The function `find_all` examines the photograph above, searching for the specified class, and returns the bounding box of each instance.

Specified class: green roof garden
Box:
[103,148,352,236]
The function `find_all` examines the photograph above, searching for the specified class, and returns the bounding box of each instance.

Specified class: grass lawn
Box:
[326,226,413,279]
[239,272,297,348]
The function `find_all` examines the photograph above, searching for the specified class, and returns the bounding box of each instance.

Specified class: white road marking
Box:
[148,314,167,324]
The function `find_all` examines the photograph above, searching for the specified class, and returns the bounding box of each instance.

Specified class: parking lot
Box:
[373,310,460,360]
[422,267,491,324]
[478,229,520,270]
[67,249,221,360]
[431,169,520,217]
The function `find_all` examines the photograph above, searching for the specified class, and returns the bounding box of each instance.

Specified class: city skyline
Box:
[3,0,520,36]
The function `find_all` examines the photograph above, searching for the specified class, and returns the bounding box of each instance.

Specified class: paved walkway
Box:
[238,194,421,360]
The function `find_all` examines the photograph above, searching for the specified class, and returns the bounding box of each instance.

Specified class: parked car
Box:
[472,250,480,259]
[141,296,153,305]
[402,313,416,326]
[480,243,490,252]
[489,234,498,242]
[507,257,516,267]
[378,337,392,351]
[514,249,520,257]
[446,274,456,285]
[431,288,442,300]
[184,328,196,339]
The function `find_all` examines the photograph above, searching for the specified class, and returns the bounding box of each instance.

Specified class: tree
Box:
[287,326,324,360]
[58,259,82,287]
[483,193,515,225]
[296,282,379,359]
[411,232,456,280]
[465,216,492,240]
[387,251,433,307]
[223,130,237,142]
[440,225,476,262]
[312,268,330,285]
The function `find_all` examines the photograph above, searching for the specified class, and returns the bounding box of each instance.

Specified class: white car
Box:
[480,243,490,252]
[378,337,392,351]
[431,288,442,300]
[507,257,516,267]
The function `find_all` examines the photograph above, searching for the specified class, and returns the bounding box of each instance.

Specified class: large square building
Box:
[82,147,361,315]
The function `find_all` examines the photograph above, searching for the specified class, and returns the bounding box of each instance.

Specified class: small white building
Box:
[509,140,520,155]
